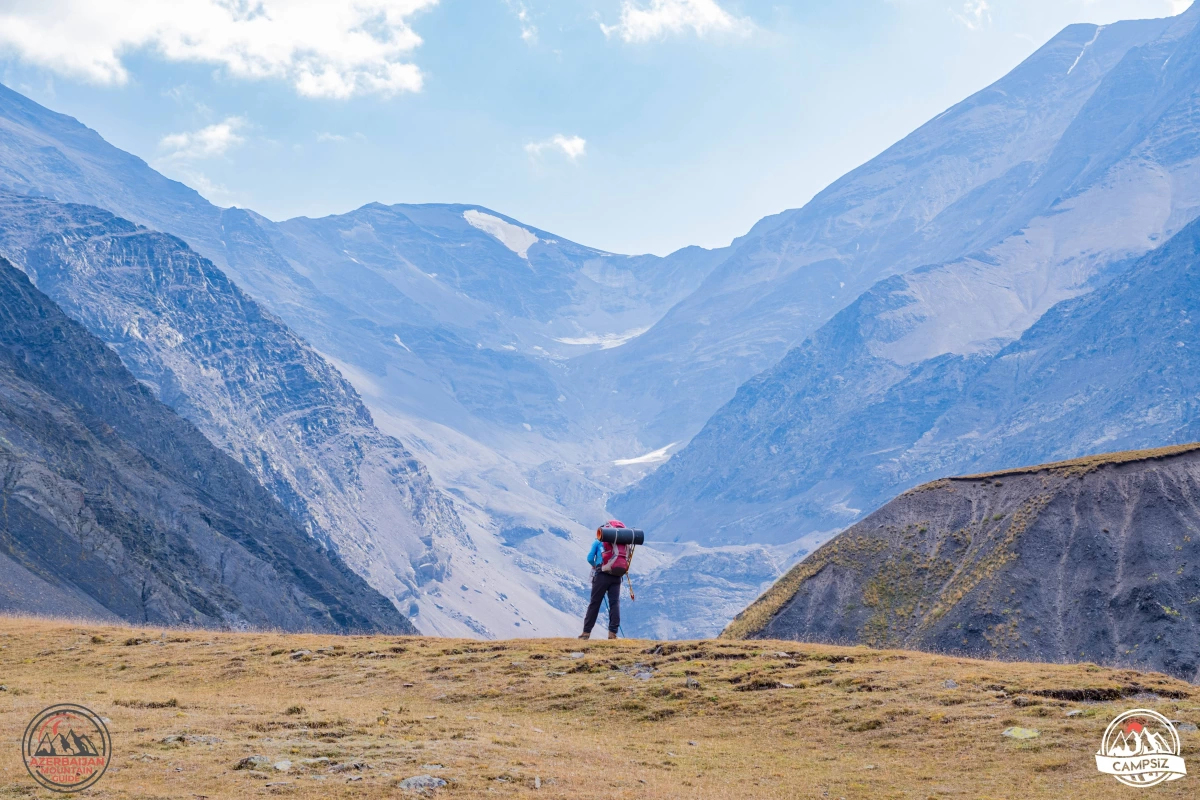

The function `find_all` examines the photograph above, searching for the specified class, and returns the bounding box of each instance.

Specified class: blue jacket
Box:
[587,540,604,568]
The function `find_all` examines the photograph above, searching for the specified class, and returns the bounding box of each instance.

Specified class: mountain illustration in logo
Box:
[1109,719,1173,758]
[34,728,101,757]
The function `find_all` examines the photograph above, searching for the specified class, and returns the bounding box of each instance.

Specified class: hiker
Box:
[579,519,632,640]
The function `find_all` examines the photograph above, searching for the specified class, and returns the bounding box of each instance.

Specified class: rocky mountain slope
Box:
[616,5,1200,550]
[586,11,1186,450]
[725,444,1200,682]
[0,256,409,632]
[0,193,473,630]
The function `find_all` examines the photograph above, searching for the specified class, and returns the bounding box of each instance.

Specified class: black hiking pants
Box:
[583,570,622,634]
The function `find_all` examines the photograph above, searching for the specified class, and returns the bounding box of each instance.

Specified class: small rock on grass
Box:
[329,761,369,773]
[1066,710,1084,718]
[399,775,448,791]
[234,756,271,770]
[274,760,292,772]
[1002,727,1040,739]
[1177,722,1198,733]
[569,652,585,659]
[943,680,958,689]
[163,734,223,746]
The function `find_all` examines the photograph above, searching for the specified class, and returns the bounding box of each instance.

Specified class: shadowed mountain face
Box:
[617,6,1200,551]
[0,256,411,633]
[726,446,1200,683]
[0,194,466,621]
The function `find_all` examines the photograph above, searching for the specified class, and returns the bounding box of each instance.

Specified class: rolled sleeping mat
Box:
[598,526,645,545]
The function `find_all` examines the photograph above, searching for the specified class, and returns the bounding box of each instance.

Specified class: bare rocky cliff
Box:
[0,194,466,620]
[0,256,411,632]
[726,445,1200,682]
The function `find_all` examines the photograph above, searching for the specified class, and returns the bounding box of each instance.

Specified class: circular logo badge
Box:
[22,704,111,792]
[1095,708,1188,788]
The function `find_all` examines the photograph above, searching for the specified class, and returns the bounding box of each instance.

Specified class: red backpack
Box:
[601,542,630,576]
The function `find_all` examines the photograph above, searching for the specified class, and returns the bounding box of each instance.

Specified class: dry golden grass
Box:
[955,441,1200,479]
[1,616,1197,798]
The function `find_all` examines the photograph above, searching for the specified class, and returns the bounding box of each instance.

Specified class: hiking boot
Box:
[578,632,590,640]
[608,632,618,640]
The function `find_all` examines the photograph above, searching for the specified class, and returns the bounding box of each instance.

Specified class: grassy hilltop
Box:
[724,444,1200,683]
[0,617,1197,799]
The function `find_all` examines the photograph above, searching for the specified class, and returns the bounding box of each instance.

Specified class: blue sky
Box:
[0,0,1191,255]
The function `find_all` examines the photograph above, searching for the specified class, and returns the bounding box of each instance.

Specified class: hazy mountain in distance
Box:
[0,256,410,633]
[587,10,1187,454]
[616,5,1200,550]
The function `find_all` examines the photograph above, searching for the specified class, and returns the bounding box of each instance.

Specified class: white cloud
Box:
[0,0,437,99]
[506,1,538,44]
[525,134,587,161]
[600,0,749,43]
[953,1,991,31]
[159,117,247,161]
[317,131,366,143]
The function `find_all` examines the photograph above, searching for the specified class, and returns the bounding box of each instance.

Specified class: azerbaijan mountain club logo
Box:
[22,704,111,792]
[1095,709,1187,788]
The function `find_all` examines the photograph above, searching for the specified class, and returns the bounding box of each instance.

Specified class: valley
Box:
[4,3,1200,652]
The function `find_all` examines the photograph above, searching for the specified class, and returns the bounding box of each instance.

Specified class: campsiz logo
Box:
[1095,709,1187,788]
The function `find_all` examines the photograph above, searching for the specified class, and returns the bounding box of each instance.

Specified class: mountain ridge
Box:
[0,255,410,633]
[0,193,467,627]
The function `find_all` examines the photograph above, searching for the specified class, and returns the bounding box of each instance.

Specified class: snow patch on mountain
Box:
[1068,25,1104,75]
[614,443,677,466]
[554,326,650,349]
[463,210,538,258]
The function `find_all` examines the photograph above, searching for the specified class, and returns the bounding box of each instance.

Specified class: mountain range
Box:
[616,4,1200,552]
[4,3,1200,641]
[0,76,736,636]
